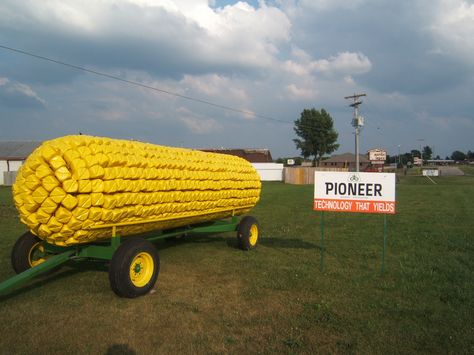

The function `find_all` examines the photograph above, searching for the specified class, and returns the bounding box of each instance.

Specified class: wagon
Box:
[1,135,262,298]
[0,212,260,298]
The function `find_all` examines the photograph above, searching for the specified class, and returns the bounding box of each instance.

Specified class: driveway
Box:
[439,166,465,176]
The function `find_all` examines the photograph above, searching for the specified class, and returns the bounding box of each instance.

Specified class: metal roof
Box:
[0,141,42,160]
[200,148,273,163]
[323,152,370,163]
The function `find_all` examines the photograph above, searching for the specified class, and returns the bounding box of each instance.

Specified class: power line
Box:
[0,44,292,125]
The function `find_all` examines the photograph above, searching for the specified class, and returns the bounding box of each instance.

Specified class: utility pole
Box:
[398,144,401,166]
[418,138,424,167]
[345,93,366,172]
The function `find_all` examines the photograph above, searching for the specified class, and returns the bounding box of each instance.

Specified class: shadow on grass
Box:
[0,235,321,300]
[157,234,322,250]
[0,260,108,301]
[259,237,322,250]
[0,235,238,300]
[155,233,240,249]
[106,344,137,355]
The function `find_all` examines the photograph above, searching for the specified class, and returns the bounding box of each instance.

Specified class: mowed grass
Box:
[0,176,473,354]
[459,164,474,176]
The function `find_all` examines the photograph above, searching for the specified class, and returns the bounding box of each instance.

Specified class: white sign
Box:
[287,159,295,166]
[314,172,396,214]
[368,149,387,161]
[422,169,439,177]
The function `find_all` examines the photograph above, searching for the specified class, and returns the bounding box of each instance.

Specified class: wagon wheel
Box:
[237,216,260,250]
[11,231,49,274]
[109,238,160,298]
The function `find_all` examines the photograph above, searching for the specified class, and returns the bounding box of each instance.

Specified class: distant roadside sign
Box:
[314,172,396,214]
[422,169,439,177]
[368,148,387,162]
[287,159,295,166]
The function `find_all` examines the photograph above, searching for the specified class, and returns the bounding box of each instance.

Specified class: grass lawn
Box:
[0,176,473,354]
[459,165,474,176]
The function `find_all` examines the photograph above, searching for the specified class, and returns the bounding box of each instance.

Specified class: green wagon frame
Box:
[0,208,259,298]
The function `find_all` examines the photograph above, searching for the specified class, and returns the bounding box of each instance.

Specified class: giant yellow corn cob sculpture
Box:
[12,135,261,246]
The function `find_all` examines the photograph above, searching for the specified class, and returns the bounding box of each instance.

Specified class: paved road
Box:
[439,166,465,176]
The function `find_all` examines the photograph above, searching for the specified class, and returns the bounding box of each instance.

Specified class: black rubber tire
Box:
[109,238,160,298]
[11,231,45,274]
[237,216,260,251]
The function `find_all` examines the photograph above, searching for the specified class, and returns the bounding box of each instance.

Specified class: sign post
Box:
[320,211,325,271]
[313,172,396,272]
[382,214,388,273]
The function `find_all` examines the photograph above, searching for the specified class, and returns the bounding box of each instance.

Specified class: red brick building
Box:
[320,153,370,171]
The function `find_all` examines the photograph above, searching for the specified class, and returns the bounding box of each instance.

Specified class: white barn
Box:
[251,163,284,181]
[0,141,41,185]
[200,148,283,181]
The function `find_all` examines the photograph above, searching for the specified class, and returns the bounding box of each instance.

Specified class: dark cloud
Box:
[0,1,279,85]
[0,10,203,82]
[0,0,472,159]
[286,0,470,94]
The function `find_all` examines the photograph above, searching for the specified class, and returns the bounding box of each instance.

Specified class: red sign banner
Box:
[313,198,395,214]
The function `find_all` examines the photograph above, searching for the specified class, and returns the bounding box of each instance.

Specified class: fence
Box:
[284,167,348,185]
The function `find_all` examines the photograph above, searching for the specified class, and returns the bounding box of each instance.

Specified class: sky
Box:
[0,0,473,159]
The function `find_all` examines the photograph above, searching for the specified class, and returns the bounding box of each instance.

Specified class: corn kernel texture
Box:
[13,135,261,246]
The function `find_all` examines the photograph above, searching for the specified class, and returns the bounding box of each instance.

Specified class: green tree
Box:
[386,154,397,164]
[422,146,433,160]
[451,150,466,161]
[411,149,421,158]
[402,152,413,164]
[293,108,339,166]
